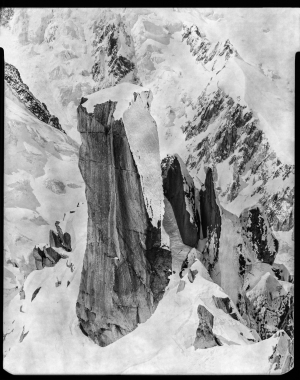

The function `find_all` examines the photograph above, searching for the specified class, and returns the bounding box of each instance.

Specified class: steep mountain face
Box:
[76,88,171,346]
[183,86,294,234]
[245,273,294,340]
[4,82,83,298]
[91,10,138,90]
[182,24,238,73]
[161,153,293,341]
[5,62,64,133]
[2,7,296,375]
[162,155,199,247]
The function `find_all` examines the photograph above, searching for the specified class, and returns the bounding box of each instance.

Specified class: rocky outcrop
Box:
[193,304,220,349]
[245,273,293,340]
[161,158,222,278]
[32,246,61,270]
[272,263,290,282]
[199,168,222,273]
[50,221,72,252]
[162,155,199,247]
[32,222,71,270]
[212,296,239,321]
[183,88,294,233]
[4,62,65,133]
[91,11,138,90]
[240,207,278,265]
[182,25,237,74]
[76,98,171,347]
[268,331,294,374]
[166,156,290,343]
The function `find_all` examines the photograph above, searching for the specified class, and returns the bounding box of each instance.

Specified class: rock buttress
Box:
[199,168,222,273]
[76,100,171,347]
[161,155,199,247]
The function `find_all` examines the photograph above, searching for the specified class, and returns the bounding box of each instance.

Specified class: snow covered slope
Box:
[3,211,293,374]
[2,7,296,375]
[4,83,85,302]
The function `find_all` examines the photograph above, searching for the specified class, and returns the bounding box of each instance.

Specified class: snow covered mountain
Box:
[2,7,296,374]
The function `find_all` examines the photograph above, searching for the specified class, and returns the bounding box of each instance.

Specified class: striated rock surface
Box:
[4,62,65,133]
[32,246,61,269]
[76,96,171,346]
[183,86,294,234]
[163,155,291,343]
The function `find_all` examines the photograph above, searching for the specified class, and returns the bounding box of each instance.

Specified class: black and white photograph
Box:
[1,7,296,374]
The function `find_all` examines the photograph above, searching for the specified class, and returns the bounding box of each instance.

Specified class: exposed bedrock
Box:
[199,167,222,272]
[32,246,61,270]
[240,207,278,265]
[4,62,65,133]
[199,168,221,240]
[161,155,199,247]
[31,221,72,271]
[76,99,171,347]
[161,157,223,279]
[245,273,294,340]
[50,221,72,252]
[193,304,220,349]
[161,156,292,342]
[212,296,239,321]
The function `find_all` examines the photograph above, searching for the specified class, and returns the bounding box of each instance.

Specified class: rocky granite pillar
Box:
[76,99,171,347]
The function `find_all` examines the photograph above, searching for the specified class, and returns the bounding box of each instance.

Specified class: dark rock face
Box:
[51,222,72,252]
[260,184,294,231]
[161,155,199,247]
[212,296,239,321]
[49,230,72,252]
[162,158,222,277]
[183,86,294,233]
[240,208,278,265]
[92,14,137,90]
[199,168,222,272]
[199,168,221,240]
[32,246,61,269]
[245,274,294,340]
[31,221,71,270]
[193,305,219,349]
[76,100,171,346]
[31,287,41,302]
[4,62,65,133]
[182,25,236,70]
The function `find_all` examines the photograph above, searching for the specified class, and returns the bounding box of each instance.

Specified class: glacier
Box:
[1,7,296,375]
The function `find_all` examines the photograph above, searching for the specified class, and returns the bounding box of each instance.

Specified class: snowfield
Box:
[2,7,295,375]
[3,200,285,374]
